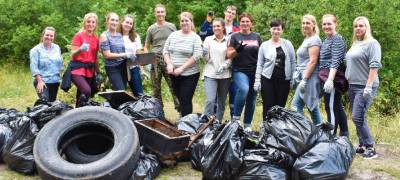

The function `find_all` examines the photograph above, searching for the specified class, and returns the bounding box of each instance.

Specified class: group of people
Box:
[29,4,381,159]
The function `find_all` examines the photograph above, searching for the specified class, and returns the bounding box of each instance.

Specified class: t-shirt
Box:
[163,31,202,76]
[272,46,286,79]
[228,32,262,72]
[296,35,322,74]
[71,31,99,77]
[145,22,176,54]
[345,39,381,87]
[100,31,125,67]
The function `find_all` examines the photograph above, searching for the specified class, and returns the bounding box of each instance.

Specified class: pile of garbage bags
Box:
[182,106,355,179]
[119,95,165,121]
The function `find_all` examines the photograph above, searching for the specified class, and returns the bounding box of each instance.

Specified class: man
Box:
[224,5,240,35]
[199,10,214,41]
[144,4,179,111]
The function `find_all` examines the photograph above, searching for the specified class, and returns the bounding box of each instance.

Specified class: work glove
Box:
[216,63,229,74]
[253,80,261,92]
[290,79,295,89]
[234,41,247,53]
[323,79,334,93]
[203,46,209,58]
[79,43,90,52]
[127,54,137,63]
[363,85,373,99]
[298,78,308,93]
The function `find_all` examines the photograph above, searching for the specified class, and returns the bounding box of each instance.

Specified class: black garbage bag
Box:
[118,95,165,120]
[201,121,245,180]
[2,118,39,174]
[237,149,290,180]
[292,136,355,180]
[27,100,73,128]
[260,106,321,157]
[0,123,12,162]
[130,148,161,180]
[190,130,215,171]
[0,108,25,125]
[176,113,202,134]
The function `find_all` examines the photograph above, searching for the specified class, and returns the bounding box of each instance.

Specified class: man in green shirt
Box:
[144,4,179,111]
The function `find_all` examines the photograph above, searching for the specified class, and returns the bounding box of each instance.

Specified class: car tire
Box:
[34,106,140,180]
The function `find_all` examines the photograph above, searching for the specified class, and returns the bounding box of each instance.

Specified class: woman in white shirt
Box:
[202,18,231,121]
[119,14,143,97]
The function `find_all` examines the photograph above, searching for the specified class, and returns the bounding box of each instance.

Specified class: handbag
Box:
[318,68,348,93]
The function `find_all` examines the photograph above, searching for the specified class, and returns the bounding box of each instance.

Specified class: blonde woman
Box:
[291,14,322,124]
[346,16,381,159]
[163,12,202,117]
[69,13,100,107]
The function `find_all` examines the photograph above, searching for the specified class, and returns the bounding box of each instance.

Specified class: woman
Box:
[319,14,348,136]
[202,18,231,121]
[227,13,262,131]
[70,13,100,107]
[30,27,63,102]
[254,20,295,120]
[346,16,381,159]
[291,14,323,125]
[163,12,202,117]
[118,14,144,97]
[100,12,134,90]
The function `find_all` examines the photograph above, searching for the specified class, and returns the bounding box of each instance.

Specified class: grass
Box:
[0,61,399,179]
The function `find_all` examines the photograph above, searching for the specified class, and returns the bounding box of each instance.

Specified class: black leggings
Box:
[34,81,60,102]
[170,73,200,117]
[261,76,290,120]
[72,75,93,107]
[324,89,348,136]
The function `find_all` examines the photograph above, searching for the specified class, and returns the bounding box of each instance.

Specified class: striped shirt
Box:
[319,33,347,71]
[163,31,202,76]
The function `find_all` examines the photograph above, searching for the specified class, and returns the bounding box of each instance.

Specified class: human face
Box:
[354,19,367,40]
[84,17,97,33]
[224,8,236,22]
[122,17,133,33]
[270,25,283,40]
[239,17,252,33]
[42,30,55,46]
[155,7,166,22]
[180,16,192,32]
[302,17,315,36]
[322,17,336,37]
[212,21,224,37]
[107,14,119,31]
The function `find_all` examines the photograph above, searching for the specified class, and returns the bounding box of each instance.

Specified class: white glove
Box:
[127,54,137,62]
[323,79,334,93]
[290,79,295,89]
[216,63,228,74]
[363,85,373,98]
[253,81,261,92]
[298,79,307,93]
[79,43,89,52]
[203,47,209,58]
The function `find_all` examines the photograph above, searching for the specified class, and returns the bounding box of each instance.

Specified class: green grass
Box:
[0,62,399,179]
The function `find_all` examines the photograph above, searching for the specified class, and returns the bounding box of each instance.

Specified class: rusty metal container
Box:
[134,119,190,155]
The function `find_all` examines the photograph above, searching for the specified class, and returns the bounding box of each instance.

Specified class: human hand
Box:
[79,43,90,52]
[323,79,334,93]
[203,47,209,59]
[36,80,46,93]
[234,41,247,53]
[167,64,174,74]
[253,81,261,92]
[173,66,184,76]
[298,79,307,93]
[290,79,295,89]
[127,53,137,62]
[363,85,373,98]
[216,63,228,74]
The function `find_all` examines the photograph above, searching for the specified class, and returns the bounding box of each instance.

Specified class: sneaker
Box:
[355,145,365,154]
[362,147,378,159]
[244,126,252,133]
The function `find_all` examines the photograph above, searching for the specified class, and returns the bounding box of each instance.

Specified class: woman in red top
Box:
[70,12,100,107]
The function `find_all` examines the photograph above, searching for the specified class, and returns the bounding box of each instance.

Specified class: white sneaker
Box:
[244,126,252,132]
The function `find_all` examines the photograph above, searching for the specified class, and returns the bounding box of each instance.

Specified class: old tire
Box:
[34,106,140,180]
[63,132,113,164]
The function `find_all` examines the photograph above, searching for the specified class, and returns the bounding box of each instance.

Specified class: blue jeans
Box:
[105,62,127,91]
[232,71,257,124]
[292,90,322,124]
[128,66,144,97]
[349,84,377,147]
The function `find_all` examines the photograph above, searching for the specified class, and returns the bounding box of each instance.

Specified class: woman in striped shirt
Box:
[319,14,348,136]
[163,12,202,117]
